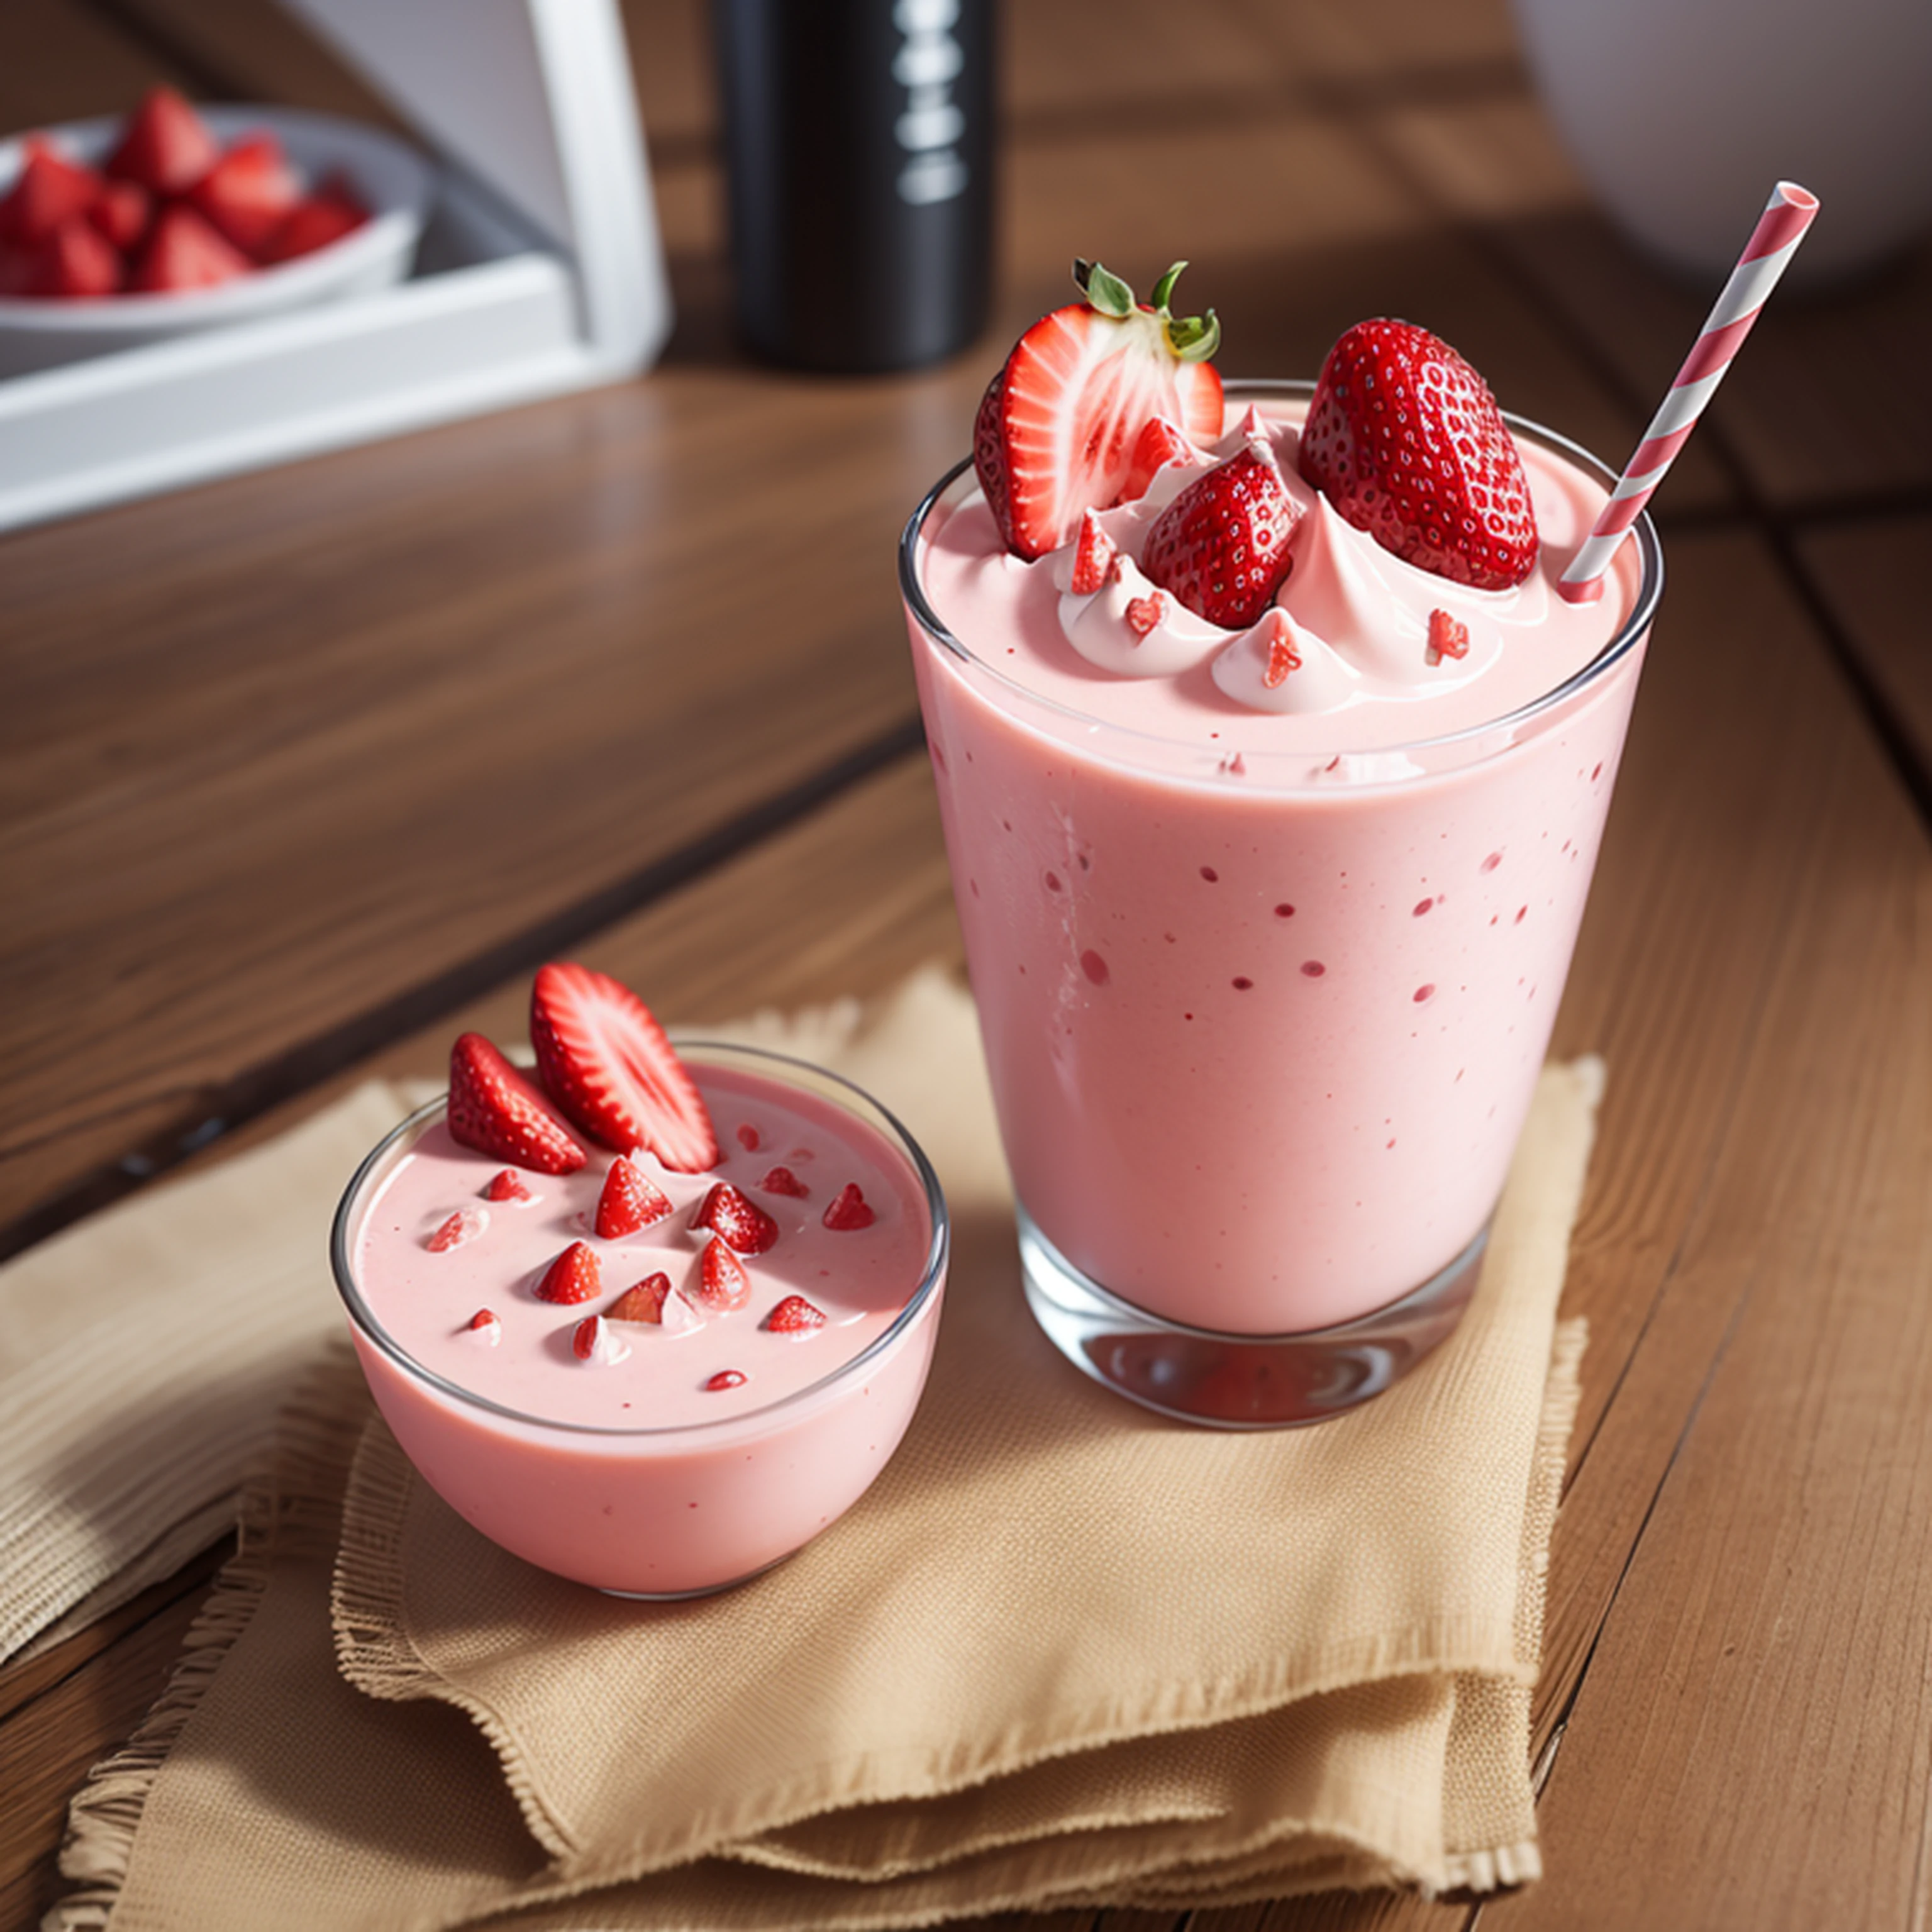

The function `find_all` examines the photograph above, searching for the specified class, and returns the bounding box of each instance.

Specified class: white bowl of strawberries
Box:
[0,87,433,377]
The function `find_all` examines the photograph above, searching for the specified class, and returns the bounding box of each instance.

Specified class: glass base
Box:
[598,1552,791,1601]
[1019,1208,1488,1429]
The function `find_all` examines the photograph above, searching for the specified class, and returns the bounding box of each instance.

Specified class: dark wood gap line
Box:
[1763,480,1932,530]
[72,0,249,99]
[0,715,929,1268]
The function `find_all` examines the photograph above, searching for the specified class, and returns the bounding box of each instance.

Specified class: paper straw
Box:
[1558,180,1819,602]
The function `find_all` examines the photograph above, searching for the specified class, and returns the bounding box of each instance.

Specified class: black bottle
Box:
[713,0,996,373]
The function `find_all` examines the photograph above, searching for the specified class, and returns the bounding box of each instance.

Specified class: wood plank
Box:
[1799,513,1932,792]
[0,0,177,130]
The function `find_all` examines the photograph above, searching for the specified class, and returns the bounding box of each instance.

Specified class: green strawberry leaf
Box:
[1074,258,1135,319]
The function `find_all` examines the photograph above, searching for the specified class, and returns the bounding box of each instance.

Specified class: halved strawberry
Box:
[483,1169,533,1203]
[530,962,718,1170]
[86,178,151,252]
[426,1208,487,1253]
[823,1184,876,1232]
[1299,319,1538,591]
[759,1165,811,1199]
[608,1273,674,1323]
[765,1294,826,1335]
[735,1123,760,1151]
[1426,609,1470,665]
[17,218,121,298]
[105,87,218,197]
[572,1314,627,1364]
[258,189,365,265]
[535,1241,602,1306]
[1069,509,1118,596]
[128,204,250,294]
[692,1182,779,1255]
[0,139,102,244]
[692,1238,751,1311]
[449,1033,587,1174]
[1119,416,1202,504]
[189,133,299,257]
[1142,438,1301,628]
[596,1156,674,1238]
[974,259,1223,560]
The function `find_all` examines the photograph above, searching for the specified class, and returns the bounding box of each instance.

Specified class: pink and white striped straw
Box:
[1558,180,1819,602]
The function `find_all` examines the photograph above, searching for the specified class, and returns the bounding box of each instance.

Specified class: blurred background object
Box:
[713,0,994,372]
[1513,0,1932,286]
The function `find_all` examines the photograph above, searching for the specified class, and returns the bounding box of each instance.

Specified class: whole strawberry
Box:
[1141,439,1301,628]
[1299,319,1538,591]
[974,259,1222,561]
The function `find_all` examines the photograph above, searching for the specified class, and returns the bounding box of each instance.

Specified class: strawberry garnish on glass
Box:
[974,259,1223,560]
[1298,319,1538,591]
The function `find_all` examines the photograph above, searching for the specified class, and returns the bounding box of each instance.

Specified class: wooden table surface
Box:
[4,1,1930,1927]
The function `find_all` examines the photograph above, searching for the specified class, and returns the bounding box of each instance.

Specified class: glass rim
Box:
[329,1040,951,1440]
[897,377,1665,779]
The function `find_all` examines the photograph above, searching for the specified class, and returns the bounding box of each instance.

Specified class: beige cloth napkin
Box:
[50,969,1597,1928]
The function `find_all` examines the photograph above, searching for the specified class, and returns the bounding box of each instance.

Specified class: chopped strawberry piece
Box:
[86,177,151,252]
[692,1182,779,1255]
[105,87,219,197]
[704,1369,747,1392]
[536,1241,602,1305]
[448,1033,587,1174]
[823,1184,875,1231]
[759,1166,811,1199]
[188,133,299,257]
[258,191,365,265]
[1300,319,1538,591]
[1426,609,1471,664]
[735,1123,760,1151]
[765,1294,827,1335]
[1142,440,1301,628]
[1069,509,1118,596]
[128,204,250,294]
[1260,611,1302,689]
[692,1238,751,1311]
[572,1313,628,1364]
[608,1273,674,1323]
[427,1207,487,1253]
[596,1155,674,1238]
[0,139,103,244]
[463,1309,501,1341]
[483,1169,532,1202]
[530,962,719,1170]
[16,218,121,298]
[1124,592,1166,638]
[974,258,1223,560]
[1119,415,1201,503]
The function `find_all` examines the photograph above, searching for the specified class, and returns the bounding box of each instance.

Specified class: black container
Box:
[713,0,996,374]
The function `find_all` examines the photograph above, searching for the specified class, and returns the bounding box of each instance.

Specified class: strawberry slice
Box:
[1299,319,1538,591]
[765,1294,827,1335]
[704,1369,747,1392]
[535,1241,602,1305]
[572,1314,628,1364]
[258,189,365,265]
[692,1238,751,1311]
[105,87,219,197]
[128,204,250,293]
[735,1123,761,1151]
[463,1309,501,1343]
[1119,416,1202,504]
[16,218,121,298]
[823,1184,876,1231]
[759,1165,810,1199]
[692,1182,779,1255]
[87,178,151,252]
[1427,609,1470,665]
[608,1273,674,1323]
[1124,592,1165,639]
[188,133,299,257]
[1069,509,1118,596]
[426,1207,487,1253]
[596,1156,674,1238]
[530,962,719,1170]
[483,1169,533,1202]
[974,258,1223,560]
[1259,611,1302,689]
[448,1033,587,1174]
[1142,438,1301,628]
[0,139,103,244]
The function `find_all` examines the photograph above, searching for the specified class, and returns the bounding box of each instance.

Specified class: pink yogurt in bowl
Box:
[330,1044,948,1597]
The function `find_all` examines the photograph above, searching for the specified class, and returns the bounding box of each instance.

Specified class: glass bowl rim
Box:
[897,377,1664,780]
[329,1039,950,1440]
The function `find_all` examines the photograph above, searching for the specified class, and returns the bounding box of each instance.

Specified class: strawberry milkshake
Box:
[902,272,1659,1425]
[332,966,947,1596]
